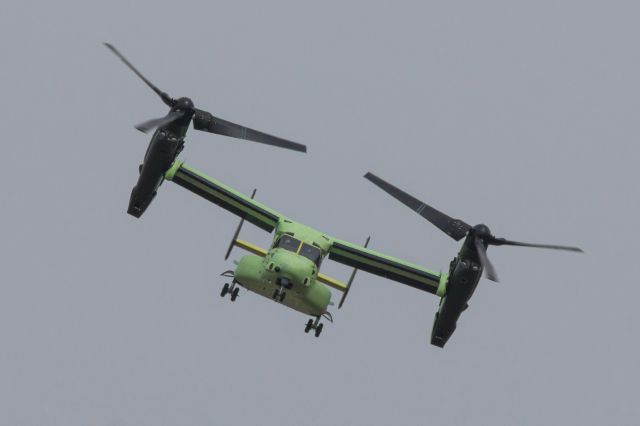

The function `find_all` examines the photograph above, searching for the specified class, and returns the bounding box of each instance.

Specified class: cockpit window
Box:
[275,235,301,252]
[299,243,322,266]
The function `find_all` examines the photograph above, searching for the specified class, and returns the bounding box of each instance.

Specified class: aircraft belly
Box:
[240,280,327,316]
[233,256,328,316]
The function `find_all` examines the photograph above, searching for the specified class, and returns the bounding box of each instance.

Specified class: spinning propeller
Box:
[364,172,582,282]
[104,43,307,153]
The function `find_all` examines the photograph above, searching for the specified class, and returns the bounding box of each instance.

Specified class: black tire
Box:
[314,323,323,337]
[272,289,280,300]
[304,319,313,333]
[221,283,230,297]
[279,291,286,302]
[231,287,239,302]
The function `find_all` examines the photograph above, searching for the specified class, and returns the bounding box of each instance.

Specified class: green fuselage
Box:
[233,220,333,316]
[164,160,446,334]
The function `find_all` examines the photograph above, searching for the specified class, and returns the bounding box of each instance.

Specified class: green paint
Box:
[330,246,438,287]
[180,163,282,220]
[234,252,330,316]
[167,160,445,321]
[164,160,183,181]
[275,219,333,254]
[177,171,277,228]
[332,238,441,281]
[437,273,448,297]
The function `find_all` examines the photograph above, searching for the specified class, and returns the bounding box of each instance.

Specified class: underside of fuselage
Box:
[232,254,331,317]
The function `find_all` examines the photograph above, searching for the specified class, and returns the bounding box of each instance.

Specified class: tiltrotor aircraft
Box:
[107,44,582,347]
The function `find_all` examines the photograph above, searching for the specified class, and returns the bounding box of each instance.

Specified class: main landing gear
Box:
[221,281,240,302]
[220,270,240,302]
[304,316,324,337]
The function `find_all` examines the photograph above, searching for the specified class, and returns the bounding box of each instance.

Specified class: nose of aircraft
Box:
[269,251,314,286]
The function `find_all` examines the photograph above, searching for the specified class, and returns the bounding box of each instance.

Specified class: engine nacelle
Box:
[430,257,483,347]
[127,133,184,218]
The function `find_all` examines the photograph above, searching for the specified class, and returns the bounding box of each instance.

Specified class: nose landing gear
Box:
[272,277,292,303]
[272,287,286,302]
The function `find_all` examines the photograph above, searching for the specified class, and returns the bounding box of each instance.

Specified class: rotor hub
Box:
[472,224,492,240]
[174,97,194,111]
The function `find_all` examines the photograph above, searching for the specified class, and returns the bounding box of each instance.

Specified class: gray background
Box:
[1,1,638,425]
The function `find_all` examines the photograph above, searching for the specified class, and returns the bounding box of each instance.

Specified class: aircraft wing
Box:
[164,161,282,232]
[328,239,444,295]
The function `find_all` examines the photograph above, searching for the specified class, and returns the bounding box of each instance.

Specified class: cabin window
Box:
[275,235,301,253]
[299,243,322,266]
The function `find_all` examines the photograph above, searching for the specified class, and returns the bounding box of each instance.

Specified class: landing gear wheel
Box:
[221,283,230,297]
[272,289,280,300]
[230,287,239,302]
[314,323,323,338]
[279,291,286,302]
[304,319,313,333]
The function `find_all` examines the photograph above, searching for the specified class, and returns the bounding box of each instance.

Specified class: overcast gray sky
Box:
[1,1,639,425]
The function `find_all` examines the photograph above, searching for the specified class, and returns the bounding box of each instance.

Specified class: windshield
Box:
[299,243,321,266]
[275,235,301,253]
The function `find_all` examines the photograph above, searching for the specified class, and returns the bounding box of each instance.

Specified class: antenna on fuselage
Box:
[224,189,257,260]
[338,236,371,309]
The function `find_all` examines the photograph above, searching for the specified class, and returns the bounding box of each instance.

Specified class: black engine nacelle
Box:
[430,257,483,347]
[127,130,184,218]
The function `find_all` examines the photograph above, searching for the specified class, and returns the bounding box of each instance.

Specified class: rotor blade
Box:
[192,109,307,153]
[364,172,471,241]
[134,110,185,134]
[104,43,174,107]
[474,237,499,282]
[489,237,583,253]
